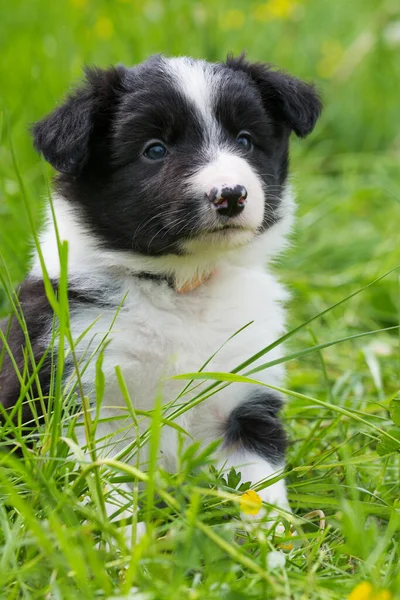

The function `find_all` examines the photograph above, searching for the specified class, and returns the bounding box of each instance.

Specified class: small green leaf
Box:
[227,467,242,489]
[376,427,400,456]
[238,481,252,493]
[389,395,400,426]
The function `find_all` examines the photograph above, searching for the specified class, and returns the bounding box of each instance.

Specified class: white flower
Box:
[267,550,286,570]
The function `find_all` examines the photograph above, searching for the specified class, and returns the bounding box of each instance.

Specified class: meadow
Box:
[1,0,400,598]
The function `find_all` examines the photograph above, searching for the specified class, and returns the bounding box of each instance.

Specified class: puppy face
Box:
[32,55,321,257]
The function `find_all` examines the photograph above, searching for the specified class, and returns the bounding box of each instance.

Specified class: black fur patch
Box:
[135,272,175,288]
[224,390,287,464]
[0,279,54,426]
[31,66,127,175]
[0,278,115,427]
[225,54,322,138]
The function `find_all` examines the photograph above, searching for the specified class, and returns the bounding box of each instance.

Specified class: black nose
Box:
[209,185,248,218]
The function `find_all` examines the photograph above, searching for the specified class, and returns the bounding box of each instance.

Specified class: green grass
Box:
[1,0,400,598]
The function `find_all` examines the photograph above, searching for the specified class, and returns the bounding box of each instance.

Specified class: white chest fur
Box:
[72,264,287,397]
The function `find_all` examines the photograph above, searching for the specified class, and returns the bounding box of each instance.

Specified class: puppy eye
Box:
[143,142,168,161]
[236,132,253,151]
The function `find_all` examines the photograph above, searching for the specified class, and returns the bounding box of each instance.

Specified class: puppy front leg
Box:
[216,389,289,514]
[217,450,288,514]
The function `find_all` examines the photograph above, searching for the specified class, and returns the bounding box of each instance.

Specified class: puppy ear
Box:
[31,66,126,174]
[226,54,322,138]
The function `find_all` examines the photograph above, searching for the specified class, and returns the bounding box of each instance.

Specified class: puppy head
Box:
[32,55,321,258]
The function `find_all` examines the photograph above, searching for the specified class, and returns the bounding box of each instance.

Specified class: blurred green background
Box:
[0,0,400,323]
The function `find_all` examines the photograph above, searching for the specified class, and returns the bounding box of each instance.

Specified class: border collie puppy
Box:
[0,55,321,519]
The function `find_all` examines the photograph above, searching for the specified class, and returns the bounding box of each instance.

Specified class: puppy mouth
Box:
[210,224,245,231]
[202,223,255,234]
[199,211,258,235]
[180,221,257,254]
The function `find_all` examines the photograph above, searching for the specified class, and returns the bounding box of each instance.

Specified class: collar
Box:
[135,270,215,293]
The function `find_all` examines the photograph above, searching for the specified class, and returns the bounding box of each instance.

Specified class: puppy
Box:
[0,54,321,521]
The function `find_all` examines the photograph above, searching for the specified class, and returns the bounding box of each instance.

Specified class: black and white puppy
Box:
[0,54,321,517]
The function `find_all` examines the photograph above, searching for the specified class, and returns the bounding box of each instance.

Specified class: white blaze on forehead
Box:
[164,57,219,133]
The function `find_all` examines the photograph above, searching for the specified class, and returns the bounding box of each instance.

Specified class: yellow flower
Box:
[278,536,293,551]
[253,0,298,23]
[94,16,114,40]
[348,582,392,600]
[240,490,262,515]
[349,582,374,600]
[219,9,245,31]
[274,523,294,551]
